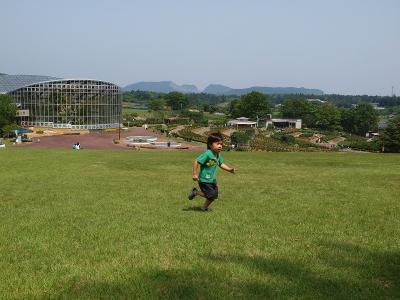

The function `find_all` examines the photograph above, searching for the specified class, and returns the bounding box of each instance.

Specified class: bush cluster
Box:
[272,132,296,144]
[177,128,207,143]
[338,139,381,152]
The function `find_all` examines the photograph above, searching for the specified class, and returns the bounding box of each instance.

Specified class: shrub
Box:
[250,133,333,152]
[1,123,19,138]
[123,120,146,127]
[231,131,250,145]
[338,139,380,152]
[272,132,296,144]
[299,132,314,138]
[250,134,292,152]
[320,134,338,143]
[177,128,207,143]
[230,128,255,150]
[244,128,255,136]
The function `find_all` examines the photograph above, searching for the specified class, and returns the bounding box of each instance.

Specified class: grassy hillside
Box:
[0,149,399,299]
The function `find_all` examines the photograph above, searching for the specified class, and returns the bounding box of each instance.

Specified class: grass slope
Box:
[0,149,399,299]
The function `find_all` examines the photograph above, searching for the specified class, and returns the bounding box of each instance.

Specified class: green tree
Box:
[164,92,189,110]
[281,99,316,127]
[147,98,165,111]
[315,102,341,130]
[228,99,242,118]
[229,92,270,119]
[340,104,379,135]
[239,92,270,119]
[340,108,354,133]
[381,115,400,152]
[0,94,17,137]
[208,105,218,113]
[352,103,379,135]
[203,104,218,113]
[181,109,206,125]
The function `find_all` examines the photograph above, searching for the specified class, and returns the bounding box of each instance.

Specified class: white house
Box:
[266,118,302,129]
[371,103,385,110]
[307,98,326,104]
[227,117,258,128]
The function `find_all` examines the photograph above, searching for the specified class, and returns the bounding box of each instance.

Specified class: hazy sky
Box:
[1,0,399,95]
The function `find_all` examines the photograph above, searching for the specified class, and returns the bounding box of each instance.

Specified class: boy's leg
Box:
[200,183,217,211]
[202,199,213,210]
[188,188,205,200]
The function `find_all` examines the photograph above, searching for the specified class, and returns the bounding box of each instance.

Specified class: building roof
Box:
[269,118,301,122]
[0,75,122,94]
[0,74,61,93]
[307,98,326,103]
[228,119,257,125]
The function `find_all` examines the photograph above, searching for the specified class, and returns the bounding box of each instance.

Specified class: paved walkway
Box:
[21,127,205,151]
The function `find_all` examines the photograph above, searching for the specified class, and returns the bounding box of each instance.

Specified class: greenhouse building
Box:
[1,75,122,130]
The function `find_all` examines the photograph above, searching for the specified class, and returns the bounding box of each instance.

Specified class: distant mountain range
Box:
[123,81,324,95]
[123,81,199,93]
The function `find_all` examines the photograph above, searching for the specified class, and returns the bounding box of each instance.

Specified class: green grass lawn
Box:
[0,149,399,299]
[122,108,151,116]
[203,112,227,122]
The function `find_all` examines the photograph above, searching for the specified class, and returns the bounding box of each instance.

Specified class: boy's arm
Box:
[193,160,199,181]
[220,163,235,174]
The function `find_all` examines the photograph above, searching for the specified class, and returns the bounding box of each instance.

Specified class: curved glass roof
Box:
[0,74,61,94]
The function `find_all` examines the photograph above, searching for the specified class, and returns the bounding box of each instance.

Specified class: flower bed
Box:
[250,134,333,152]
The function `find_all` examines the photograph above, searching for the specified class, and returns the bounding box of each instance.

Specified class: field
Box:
[0,149,399,299]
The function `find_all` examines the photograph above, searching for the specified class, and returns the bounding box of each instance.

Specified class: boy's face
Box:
[210,141,223,152]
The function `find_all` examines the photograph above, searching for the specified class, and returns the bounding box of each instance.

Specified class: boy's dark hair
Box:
[207,132,223,149]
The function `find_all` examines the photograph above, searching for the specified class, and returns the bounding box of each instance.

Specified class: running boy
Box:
[188,132,235,211]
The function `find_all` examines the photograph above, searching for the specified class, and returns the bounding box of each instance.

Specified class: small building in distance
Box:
[370,103,385,110]
[266,118,302,129]
[307,98,326,104]
[227,117,258,128]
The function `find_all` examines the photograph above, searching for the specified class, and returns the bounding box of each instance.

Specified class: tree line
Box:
[279,99,380,135]
[124,90,400,108]
[228,92,381,135]
[123,90,237,106]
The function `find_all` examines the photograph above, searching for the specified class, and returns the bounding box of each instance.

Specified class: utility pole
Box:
[392,86,395,97]
[118,118,121,141]
[118,93,122,141]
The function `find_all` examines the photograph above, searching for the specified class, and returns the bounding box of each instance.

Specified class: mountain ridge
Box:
[123,81,199,93]
[123,81,324,95]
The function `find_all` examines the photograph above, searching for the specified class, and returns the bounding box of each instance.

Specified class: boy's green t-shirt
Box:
[196,149,224,183]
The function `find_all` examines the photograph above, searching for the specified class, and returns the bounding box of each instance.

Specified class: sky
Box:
[1,0,399,95]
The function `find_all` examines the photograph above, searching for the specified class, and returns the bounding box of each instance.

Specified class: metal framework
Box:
[9,79,121,130]
[0,74,60,94]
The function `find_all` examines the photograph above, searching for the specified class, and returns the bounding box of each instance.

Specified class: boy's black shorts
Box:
[199,182,218,201]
